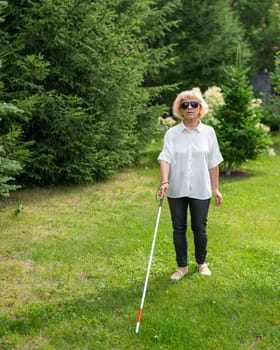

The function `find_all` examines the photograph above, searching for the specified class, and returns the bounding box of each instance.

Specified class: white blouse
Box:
[158,122,223,199]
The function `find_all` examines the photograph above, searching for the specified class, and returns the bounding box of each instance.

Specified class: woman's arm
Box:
[209,165,222,206]
[158,160,170,199]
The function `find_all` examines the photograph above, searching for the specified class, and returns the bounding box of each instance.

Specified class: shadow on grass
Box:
[219,168,269,184]
[0,268,204,345]
[0,264,279,349]
[0,274,170,348]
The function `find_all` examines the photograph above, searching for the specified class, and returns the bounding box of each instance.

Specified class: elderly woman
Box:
[158,89,223,280]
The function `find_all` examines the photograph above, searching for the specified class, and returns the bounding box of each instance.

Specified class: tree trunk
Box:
[224,163,233,176]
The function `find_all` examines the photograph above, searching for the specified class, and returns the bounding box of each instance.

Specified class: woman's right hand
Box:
[158,182,169,199]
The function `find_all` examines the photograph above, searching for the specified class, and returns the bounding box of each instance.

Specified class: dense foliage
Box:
[159,0,251,100]
[0,0,31,196]
[261,51,280,131]
[1,0,177,185]
[210,67,271,175]
[0,103,23,197]
[233,0,280,73]
[0,0,279,195]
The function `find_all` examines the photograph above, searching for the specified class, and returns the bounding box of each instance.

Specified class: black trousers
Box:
[167,197,211,267]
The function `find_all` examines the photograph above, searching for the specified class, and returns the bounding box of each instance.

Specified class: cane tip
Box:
[135,323,140,334]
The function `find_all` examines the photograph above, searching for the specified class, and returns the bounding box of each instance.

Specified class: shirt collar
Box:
[180,121,202,133]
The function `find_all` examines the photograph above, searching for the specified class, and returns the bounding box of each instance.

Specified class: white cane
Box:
[135,198,164,334]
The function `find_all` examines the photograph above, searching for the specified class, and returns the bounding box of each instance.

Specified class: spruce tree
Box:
[1,0,177,185]
[158,0,251,100]
[212,66,271,175]
[0,0,30,196]
[232,0,280,73]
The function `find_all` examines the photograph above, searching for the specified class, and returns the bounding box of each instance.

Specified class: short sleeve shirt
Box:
[157,121,223,199]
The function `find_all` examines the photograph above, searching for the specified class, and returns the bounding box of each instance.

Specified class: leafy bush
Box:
[203,86,225,124]
[260,97,280,131]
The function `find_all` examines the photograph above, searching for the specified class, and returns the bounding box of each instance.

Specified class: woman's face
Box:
[180,100,201,122]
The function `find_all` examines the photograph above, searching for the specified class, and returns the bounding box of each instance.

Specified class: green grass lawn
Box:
[0,134,279,350]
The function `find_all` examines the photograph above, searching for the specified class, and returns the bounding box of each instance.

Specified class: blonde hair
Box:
[172,89,209,119]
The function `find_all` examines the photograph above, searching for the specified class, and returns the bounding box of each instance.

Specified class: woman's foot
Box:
[170,267,188,281]
[198,263,211,276]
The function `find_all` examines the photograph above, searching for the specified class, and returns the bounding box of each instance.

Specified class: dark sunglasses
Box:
[181,101,200,109]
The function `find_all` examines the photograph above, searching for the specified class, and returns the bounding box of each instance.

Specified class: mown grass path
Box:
[0,134,279,349]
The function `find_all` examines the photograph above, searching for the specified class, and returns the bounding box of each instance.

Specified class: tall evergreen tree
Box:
[158,0,251,105]
[1,0,177,184]
[0,0,30,197]
[232,0,280,73]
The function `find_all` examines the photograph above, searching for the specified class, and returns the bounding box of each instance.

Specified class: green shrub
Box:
[210,67,271,175]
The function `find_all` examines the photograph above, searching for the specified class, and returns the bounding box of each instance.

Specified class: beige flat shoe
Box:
[198,263,211,276]
[170,268,188,281]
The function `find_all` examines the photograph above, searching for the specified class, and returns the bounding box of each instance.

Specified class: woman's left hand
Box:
[213,189,223,206]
